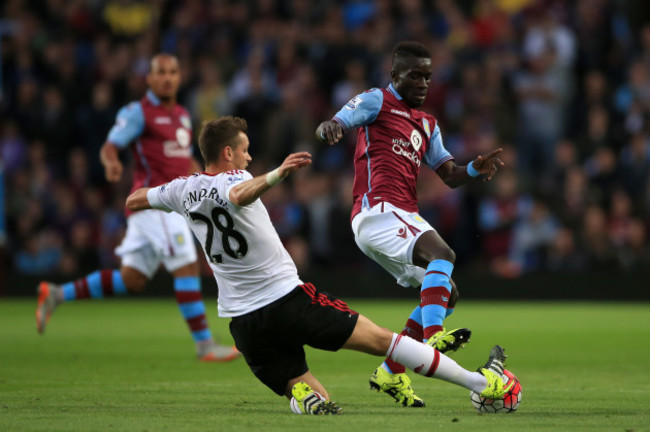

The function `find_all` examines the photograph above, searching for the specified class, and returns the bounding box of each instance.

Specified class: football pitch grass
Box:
[1,298,649,432]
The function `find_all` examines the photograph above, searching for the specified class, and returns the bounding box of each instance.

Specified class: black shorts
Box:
[229,283,359,396]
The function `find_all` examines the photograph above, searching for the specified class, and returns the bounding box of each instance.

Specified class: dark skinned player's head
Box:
[147,54,181,102]
[390,41,432,108]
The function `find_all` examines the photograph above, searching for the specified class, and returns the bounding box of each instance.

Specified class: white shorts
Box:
[115,209,198,278]
[351,202,434,288]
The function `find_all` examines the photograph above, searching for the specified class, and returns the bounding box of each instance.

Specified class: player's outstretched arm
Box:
[229,152,312,207]
[126,187,153,211]
[315,120,344,146]
[437,148,505,188]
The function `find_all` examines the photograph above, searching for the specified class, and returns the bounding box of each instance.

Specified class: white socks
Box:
[386,333,487,394]
[387,334,440,377]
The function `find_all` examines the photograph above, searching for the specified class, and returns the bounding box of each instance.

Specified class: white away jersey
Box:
[147,170,302,317]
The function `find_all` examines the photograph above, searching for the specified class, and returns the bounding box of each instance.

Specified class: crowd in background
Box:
[1,0,650,283]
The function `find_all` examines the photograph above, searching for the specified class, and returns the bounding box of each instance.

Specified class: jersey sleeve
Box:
[107,102,145,148]
[423,123,454,170]
[221,170,255,206]
[332,88,383,130]
[146,178,186,214]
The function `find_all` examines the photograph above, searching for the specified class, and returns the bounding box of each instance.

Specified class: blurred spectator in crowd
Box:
[14,230,63,275]
[540,138,576,197]
[619,133,650,206]
[478,170,524,274]
[76,81,119,183]
[293,170,335,265]
[264,84,316,166]
[513,49,564,180]
[614,60,650,115]
[39,86,75,171]
[508,198,560,273]
[0,121,27,176]
[569,69,611,137]
[546,227,586,272]
[583,146,619,204]
[580,204,618,269]
[61,219,100,275]
[186,56,231,127]
[607,189,635,253]
[230,47,278,154]
[617,218,650,270]
[331,59,368,109]
[575,105,618,161]
[557,166,593,229]
[103,0,158,39]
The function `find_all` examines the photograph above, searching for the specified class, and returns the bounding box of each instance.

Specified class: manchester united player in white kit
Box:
[316,41,504,406]
[35,54,239,362]
[124,116,514,415]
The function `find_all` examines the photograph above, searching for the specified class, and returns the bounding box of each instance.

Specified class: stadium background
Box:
[1,0,650,300]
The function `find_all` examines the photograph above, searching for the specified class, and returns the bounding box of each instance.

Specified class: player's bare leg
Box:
[171,263,240,362]
[286,371,329,400]
[120,266,148,292]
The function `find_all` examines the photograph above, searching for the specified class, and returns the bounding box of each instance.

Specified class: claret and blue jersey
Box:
[332,84,453,219]
[107,89,194,207]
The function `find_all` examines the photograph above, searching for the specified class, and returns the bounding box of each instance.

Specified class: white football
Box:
[470,369,522,413]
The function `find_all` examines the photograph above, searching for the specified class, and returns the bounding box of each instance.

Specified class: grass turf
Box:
[1,298,649,432]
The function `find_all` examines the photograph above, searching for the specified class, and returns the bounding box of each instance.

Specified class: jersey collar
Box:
[387,83,403,100]
[146,89,162,106]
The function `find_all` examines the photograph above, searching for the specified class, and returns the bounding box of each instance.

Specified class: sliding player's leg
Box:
[344,314,512,399]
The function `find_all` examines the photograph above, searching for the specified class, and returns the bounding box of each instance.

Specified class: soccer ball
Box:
[470,369,522,413]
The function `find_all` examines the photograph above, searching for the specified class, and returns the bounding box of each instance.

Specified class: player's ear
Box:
[223,145,233,161]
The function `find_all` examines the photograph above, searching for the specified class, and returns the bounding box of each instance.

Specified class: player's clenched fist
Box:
[315,121,344,146]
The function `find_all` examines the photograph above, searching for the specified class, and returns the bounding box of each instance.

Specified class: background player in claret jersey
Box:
[124,115,513,415]
[316,41,505,407]
[35,54,239,363]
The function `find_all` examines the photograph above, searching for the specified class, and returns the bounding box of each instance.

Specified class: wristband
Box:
[467,160,480,178]
[265,168,283,186]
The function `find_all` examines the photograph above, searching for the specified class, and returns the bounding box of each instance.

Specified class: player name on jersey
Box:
[182,185,228,212]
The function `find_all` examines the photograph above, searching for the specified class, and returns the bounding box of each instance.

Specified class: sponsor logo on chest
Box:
[150,112,192,158]
[154,116,172,124]
[410,130,422,151]
[391,129,423,166]
[163,127,192,157]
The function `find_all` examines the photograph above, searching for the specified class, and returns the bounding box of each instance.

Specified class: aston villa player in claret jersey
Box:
[316,41,504,407]
[36,54,240,363]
